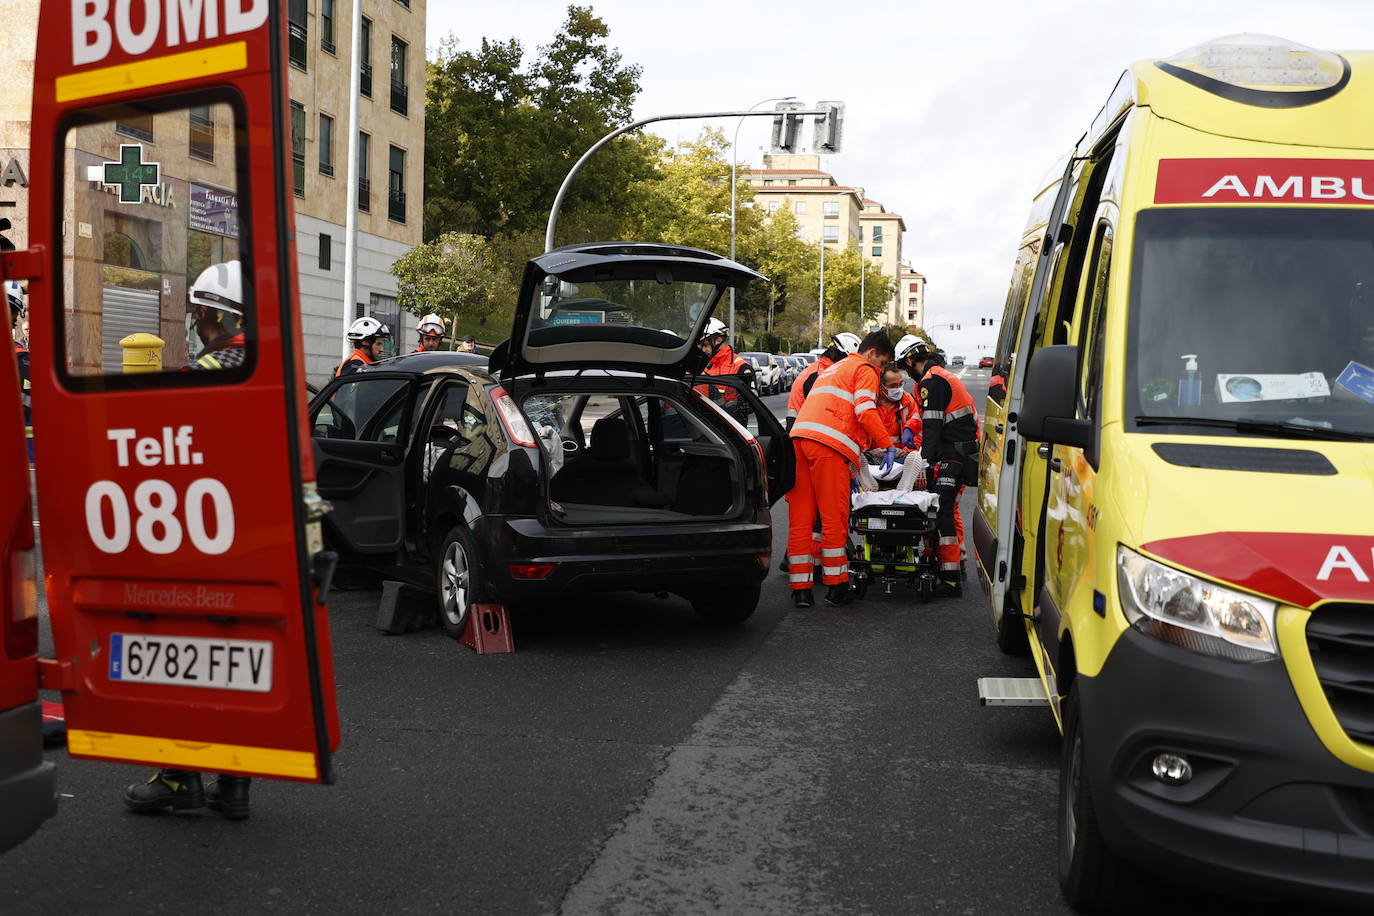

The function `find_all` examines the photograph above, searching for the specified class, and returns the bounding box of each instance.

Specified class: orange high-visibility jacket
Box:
[785,355,834,421]
[866,391,923,450]
[694,344,748,403]
[790,354,891,465]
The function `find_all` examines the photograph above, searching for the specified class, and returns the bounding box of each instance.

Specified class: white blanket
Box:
[852,489,939,512]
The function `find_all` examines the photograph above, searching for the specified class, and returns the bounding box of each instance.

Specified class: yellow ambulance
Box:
[975,35,1374,910]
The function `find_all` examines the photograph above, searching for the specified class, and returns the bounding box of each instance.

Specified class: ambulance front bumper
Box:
[1080,626,1374,905]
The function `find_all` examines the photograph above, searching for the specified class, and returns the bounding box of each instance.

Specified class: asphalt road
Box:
[3,371,1083,915]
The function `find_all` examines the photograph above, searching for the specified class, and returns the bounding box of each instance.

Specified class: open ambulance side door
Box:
[16,0,339,783]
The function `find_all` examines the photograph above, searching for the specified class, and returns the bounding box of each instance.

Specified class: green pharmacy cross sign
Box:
[103,145,160,204]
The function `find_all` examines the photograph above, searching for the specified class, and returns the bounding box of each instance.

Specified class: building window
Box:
[763,179,773,186]
[393,0,410,6]
[823,201,839,218]
[822,226,839,243]
[794,201,806,216]
[290,101,306,197]
[390,36,408,115]
[370,293,401,358]
[872,225,884,242]
[319,233,332,270]
[871,246,882,257]
[319,114,334,176]
[358,132,371,211]
[787,179,797,186]
[858,225,864,241]
[909,281,919,292]
[188,105,214,162]
[115,112,153,142]
[388,145,406,223]
[321,0,336,54]
[767,201,780,215]
[287,0,307,70]
[360,18,373,97]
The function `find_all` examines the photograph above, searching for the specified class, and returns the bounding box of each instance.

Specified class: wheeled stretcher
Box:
[848,451,942,600]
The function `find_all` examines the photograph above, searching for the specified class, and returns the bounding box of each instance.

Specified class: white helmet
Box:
[417,313,445,336]
[701,317,729,339]
[4,281,23,317]
[895,334,935,361]
[188,260,244,317]
[347,316,392,341]
[831,332,861,355]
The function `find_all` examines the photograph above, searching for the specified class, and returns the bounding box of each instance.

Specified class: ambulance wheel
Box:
[436,525,483,639]
[996,600,1030,656]
[1058,690,1141,912]
[691,584,760,625]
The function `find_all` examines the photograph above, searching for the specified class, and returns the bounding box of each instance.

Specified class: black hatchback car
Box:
[309,243,794,634]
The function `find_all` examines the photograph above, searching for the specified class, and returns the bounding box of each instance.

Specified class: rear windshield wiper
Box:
[1134,415,1374,442]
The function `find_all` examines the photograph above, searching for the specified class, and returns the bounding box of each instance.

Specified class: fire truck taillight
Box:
[5,523,37,660]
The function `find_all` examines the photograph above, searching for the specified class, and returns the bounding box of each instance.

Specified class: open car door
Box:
[14,1,339,783]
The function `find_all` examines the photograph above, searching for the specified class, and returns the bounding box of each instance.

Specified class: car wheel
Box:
[1058,689,1141,911]
[436,525,483,639]
[996,599,1030,656]
[690,583,760,625]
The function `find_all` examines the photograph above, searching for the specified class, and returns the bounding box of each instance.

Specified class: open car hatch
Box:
[495,243,764,380]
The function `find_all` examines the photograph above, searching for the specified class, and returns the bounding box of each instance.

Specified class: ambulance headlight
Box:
[1116,546,1279,661]
[1161,34,1346,90]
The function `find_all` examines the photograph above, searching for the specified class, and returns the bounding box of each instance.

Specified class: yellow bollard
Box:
[120,332,164,373]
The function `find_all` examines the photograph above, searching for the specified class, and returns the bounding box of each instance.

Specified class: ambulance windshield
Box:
[1128,207,1374,440]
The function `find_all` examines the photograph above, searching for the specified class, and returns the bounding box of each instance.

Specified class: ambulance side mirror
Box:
[1019,345,1091,449]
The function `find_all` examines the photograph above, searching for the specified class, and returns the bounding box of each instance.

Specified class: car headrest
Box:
[589,416,631,460]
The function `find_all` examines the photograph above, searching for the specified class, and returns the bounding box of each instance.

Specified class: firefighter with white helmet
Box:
[693,317,754,419]
[337,316,392,377]
[414,313,445,353]
[187,260,247,371]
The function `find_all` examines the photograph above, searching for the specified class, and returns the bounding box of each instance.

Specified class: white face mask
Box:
[885,386,904,400]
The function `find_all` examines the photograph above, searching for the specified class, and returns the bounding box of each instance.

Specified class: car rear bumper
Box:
[478,512,773,597]
[0,700,57,855]
[1080,626,1374,905]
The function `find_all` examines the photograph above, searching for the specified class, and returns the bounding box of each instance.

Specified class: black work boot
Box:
[206,775,252,821]
[124,769,205,812]
[825,583,854,606]
[792,589,814,609]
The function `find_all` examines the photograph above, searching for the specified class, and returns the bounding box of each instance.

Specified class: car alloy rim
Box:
[441,540,470,626]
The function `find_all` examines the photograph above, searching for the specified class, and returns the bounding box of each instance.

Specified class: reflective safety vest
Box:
[336,347,374,377]
[790,354,892,466]
[786,355,833,420]
[920,364,978,461]
[191,333,248,371]
[695,344,748,403]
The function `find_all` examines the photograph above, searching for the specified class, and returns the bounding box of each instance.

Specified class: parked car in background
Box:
[777,355,800,389]
[739,352,782,395]
[791,352,818,366]
[950,354,966,367]
[979,356,995,368]
[310,244,795,631]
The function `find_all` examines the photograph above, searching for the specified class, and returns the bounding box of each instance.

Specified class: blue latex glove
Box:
[901,428,915,449]
[879,447,897,475]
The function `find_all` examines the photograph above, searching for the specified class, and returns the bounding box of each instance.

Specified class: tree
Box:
[391,233,516,337]
[424,7,659,244]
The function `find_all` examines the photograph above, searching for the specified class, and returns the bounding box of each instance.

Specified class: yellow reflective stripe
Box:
[198,354,224,370]
[56,42,249,103]
[67,729,319,780]
[811,385,855,403]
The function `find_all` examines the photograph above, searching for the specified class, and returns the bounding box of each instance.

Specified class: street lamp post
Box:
[729,95,794,347]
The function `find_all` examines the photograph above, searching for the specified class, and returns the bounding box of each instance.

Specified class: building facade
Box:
[0,0,425,383]
[744,154,907,329]
[897,262,927,330]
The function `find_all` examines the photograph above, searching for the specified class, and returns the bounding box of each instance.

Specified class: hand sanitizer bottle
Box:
[1178,354,1201,408]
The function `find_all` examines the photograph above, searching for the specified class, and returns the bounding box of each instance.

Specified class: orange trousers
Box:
[786,438,851,590]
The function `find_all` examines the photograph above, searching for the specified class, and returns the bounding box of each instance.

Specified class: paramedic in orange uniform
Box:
[786,331,896,609]
[785,333,859,432]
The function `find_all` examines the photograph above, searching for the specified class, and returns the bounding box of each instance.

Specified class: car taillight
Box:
[491,385,538,447]
[6,505,37,659]
[509,564,555,580]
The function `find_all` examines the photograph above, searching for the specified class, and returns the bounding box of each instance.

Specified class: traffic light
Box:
[771,102,804,154]
[812,101,845,154]
[980,318,986,326]
[0,217,13,253]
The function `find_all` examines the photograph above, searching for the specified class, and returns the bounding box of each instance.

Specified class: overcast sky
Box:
[427,0,1370,352]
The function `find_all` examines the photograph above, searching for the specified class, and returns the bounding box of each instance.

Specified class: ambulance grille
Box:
[1306,605,1374,745]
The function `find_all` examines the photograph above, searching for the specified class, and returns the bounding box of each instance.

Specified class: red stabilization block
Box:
[460,603,515,654]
